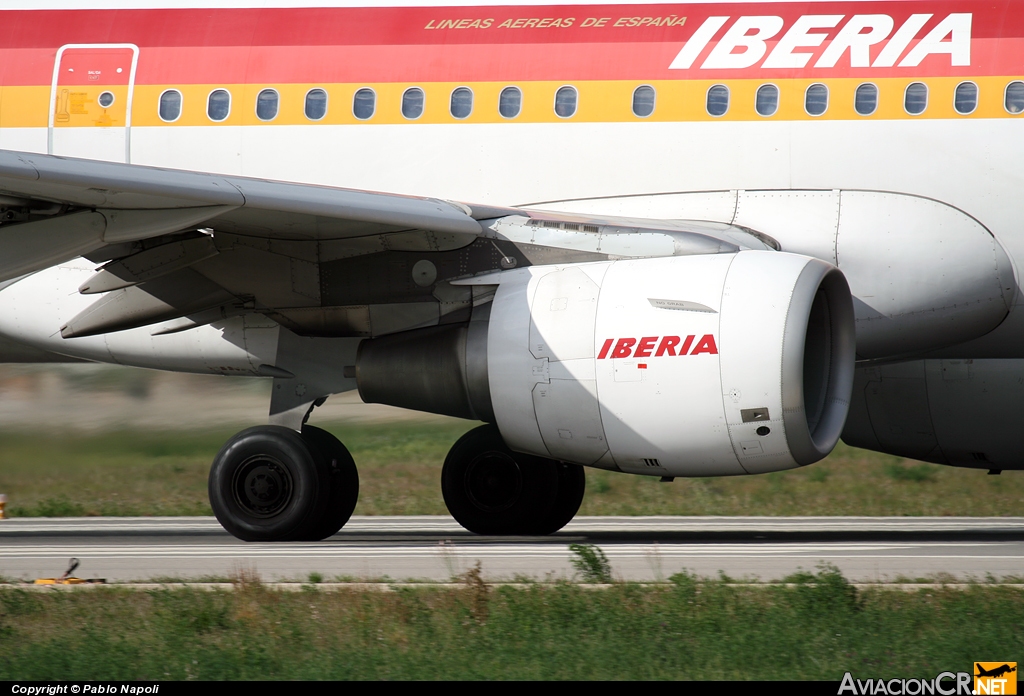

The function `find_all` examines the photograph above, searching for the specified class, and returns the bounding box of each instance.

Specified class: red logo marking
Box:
[634,336,658,358]
[597,335,718,358]
[612,337,636,358]
[691,334,718,355]
[655,335,680,356]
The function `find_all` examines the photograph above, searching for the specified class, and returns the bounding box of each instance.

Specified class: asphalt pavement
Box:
[2,516,1022,583]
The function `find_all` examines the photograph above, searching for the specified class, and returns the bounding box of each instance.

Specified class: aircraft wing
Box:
[0,149,755,340]
[0,149,500,339]
[0,149,489,278]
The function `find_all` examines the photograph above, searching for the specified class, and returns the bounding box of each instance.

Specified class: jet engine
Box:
[357,251,856,477]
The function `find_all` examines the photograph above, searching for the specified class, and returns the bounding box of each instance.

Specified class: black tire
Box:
[441,424,559,535]
[533,461,586,535]
[300,425,359,540]
[208,425,326,542]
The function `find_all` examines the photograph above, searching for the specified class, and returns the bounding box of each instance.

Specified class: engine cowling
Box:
[357,251,855,477]
[842,358,1024,471]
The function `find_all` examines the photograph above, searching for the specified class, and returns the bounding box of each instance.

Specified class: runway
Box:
[2,516,1023,583]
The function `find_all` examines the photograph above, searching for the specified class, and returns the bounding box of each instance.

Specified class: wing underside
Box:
[0,150,766,340]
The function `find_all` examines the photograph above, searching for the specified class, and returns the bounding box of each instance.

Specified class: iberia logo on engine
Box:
[598,335,718,359]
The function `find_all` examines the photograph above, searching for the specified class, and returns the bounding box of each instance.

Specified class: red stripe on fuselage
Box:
[0,3,1017,48]
[0,2,1019,85]
[4,38,1020,86]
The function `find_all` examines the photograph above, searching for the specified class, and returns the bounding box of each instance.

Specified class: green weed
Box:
[24,497,86,517]
[568,543,612,583]
[1,577,1022,680]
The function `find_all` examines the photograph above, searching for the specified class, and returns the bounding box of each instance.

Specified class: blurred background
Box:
[0,362,445,431]
[0,362,1020,519]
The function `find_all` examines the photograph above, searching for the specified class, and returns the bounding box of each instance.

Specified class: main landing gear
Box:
[208,424,358,542]
[209,422,584,540]
[441,424,586,536]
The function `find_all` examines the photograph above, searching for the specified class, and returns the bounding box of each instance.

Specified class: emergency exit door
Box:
[48,44,139,163]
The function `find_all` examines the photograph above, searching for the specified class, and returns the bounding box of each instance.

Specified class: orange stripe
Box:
[7,77,1017,129]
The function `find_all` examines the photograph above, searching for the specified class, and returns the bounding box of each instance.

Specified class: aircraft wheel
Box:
[441,424,558,535]
[533,461,586,535]
[209,425,327,542]
[300,425,359,540]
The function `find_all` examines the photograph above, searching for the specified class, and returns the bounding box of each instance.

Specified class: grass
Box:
[0,421,1021,517]
[568,544,613,583]
[576,443,1019,516]
[0,421,472,518]
[0,566,1020,680]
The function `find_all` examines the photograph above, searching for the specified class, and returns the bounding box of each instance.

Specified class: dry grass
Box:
[0,421,1020,517]
[2,568,1022,680]
[578,443,1024,516]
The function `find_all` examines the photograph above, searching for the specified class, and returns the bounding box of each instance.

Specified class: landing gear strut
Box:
[209,424,358,542]
[441,424,586,535]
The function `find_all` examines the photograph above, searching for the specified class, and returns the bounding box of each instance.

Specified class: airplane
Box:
[976,665,1016,679]
[0,0,1018,542]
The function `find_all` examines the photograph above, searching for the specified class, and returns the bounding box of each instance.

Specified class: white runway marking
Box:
[2,517,1022,582]
[4,515,1023,534]
[0,542,1001,556]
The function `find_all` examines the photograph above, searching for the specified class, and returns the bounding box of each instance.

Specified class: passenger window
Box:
[805,83,828,116]
[402,87,424,119]
[207,89,231,122]
[304,89,327,121]
[158,89,182,122]
[855,83,878,116]
[632,85,655,118]
[450,87,473,119]
[256,89,279,121]
[706,84,729,117]
[499,87,521,118]
[904,82,928,115]
[555,86,577,118]
[1005,81,1024,114]
[353,88,376,120]
[954,82,978,115]
[755,84,778,117]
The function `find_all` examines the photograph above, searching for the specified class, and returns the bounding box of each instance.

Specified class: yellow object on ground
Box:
[32,558,106,585]
[33,577,88,585]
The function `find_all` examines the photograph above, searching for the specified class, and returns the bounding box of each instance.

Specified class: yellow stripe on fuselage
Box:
[4,77,1021,129]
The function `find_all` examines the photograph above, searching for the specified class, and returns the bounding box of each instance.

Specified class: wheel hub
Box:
[464,451,523,512]
[232,455,294,518]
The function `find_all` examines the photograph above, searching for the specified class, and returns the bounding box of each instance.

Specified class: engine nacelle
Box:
[842,358,1024,471]
[358,251,855,477]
